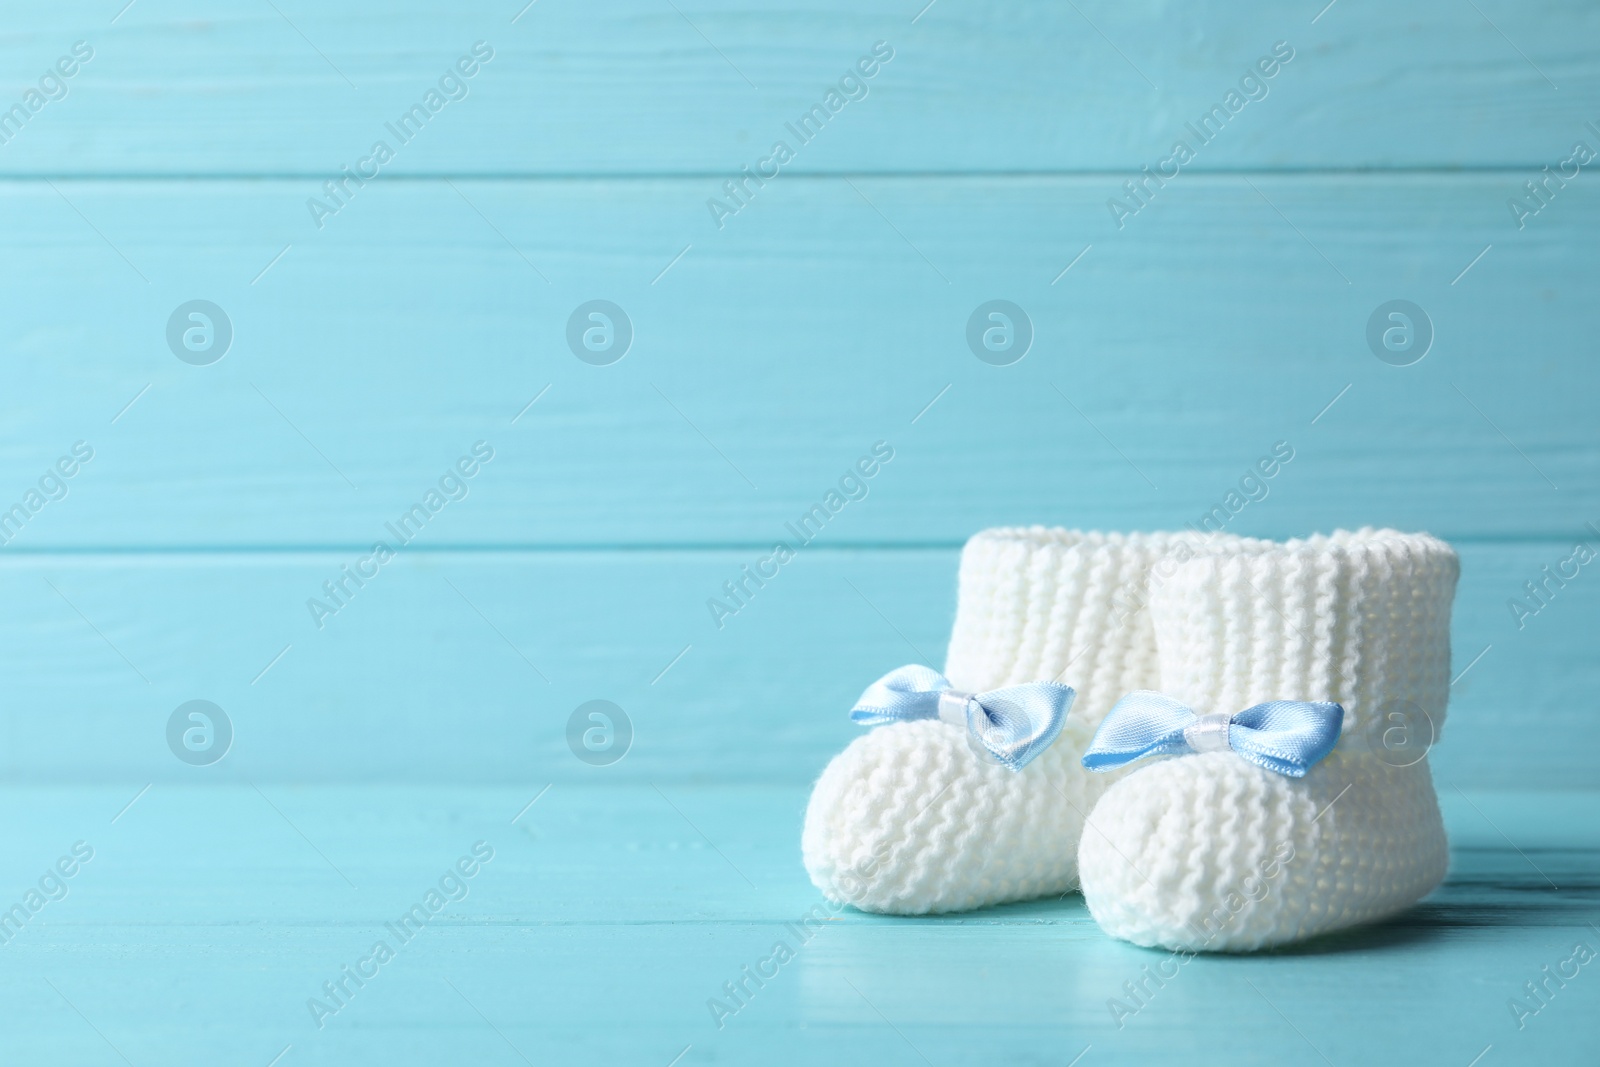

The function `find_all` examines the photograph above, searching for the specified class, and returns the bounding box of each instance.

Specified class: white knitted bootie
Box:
[1078,529,1459,951]
[802,527,1242,914]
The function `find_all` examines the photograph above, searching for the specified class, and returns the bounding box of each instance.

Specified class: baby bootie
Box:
[802,527,1242,914]
[1078,529,1458,950]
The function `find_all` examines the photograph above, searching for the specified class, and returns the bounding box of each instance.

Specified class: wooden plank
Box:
[0,784,1592,1064]
[0,539,1592,785]
[0,1,1595,175]
[0,175,1594,546]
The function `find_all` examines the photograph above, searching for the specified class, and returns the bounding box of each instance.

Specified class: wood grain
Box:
[0,175,1594,546]
[0,784,1591,1065]
[0,2,1594,175]
[0,540,1588,785]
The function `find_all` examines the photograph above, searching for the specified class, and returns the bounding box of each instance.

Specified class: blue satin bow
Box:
[850,664,1075,772]
[1081,690,1343,778]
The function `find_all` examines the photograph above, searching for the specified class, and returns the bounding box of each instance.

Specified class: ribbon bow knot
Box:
[1082,690,1343,778]
[850,664,1074,772]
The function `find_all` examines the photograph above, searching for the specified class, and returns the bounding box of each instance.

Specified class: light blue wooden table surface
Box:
[1,1,1596,1063]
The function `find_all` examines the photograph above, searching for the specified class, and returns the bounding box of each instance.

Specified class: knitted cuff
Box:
[943,527,1251,725]
[1148,527,1459,745]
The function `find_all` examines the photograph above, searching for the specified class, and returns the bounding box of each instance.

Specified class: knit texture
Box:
[1078,528,1459,950]
[802,527,1245,914]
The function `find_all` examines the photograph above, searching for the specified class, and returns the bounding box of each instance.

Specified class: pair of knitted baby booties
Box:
[801,527,1458,951]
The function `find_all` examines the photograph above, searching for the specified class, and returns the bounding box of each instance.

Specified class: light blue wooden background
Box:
[2,2,1597,1064]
